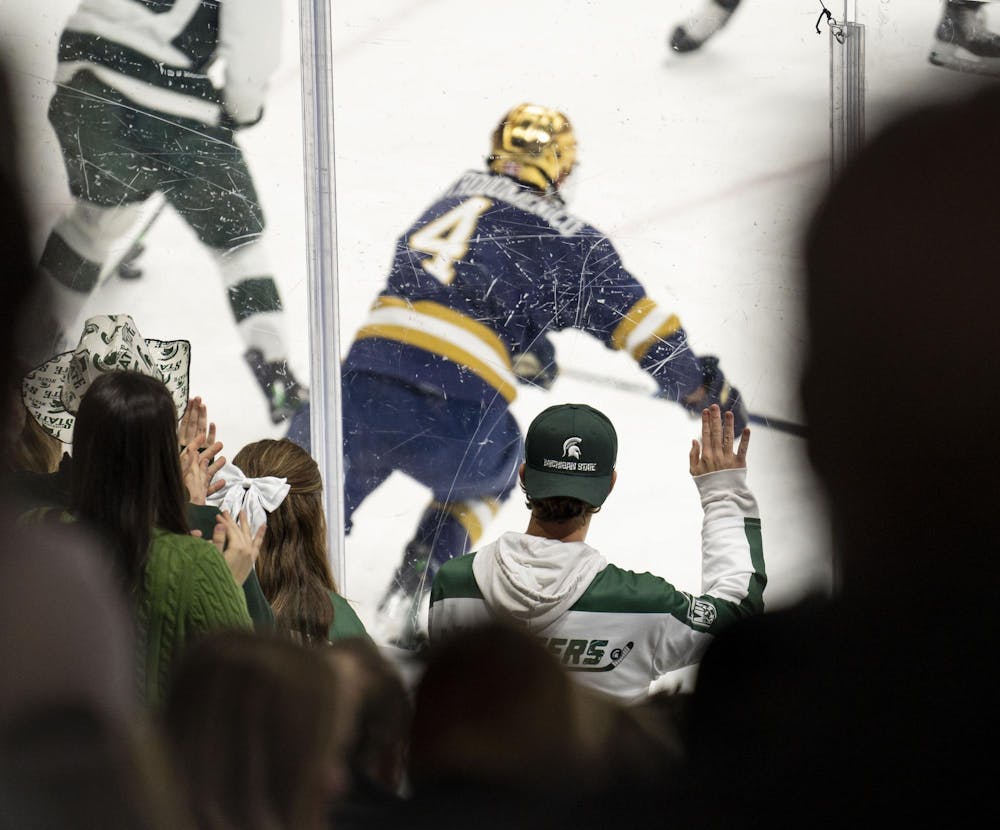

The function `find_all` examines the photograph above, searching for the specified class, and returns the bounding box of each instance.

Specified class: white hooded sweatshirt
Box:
[429,468,766,703]
[472,534,608,632]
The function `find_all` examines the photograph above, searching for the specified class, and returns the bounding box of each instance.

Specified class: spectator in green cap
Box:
[429,403,766,703]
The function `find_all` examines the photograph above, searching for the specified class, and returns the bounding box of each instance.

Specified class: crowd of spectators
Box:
[1,55,994,828]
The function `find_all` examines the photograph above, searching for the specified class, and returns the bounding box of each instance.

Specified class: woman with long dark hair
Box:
[227,438,367,643]
[71,371,259,707]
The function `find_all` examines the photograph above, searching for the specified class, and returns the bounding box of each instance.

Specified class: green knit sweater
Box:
[135,529,252,709]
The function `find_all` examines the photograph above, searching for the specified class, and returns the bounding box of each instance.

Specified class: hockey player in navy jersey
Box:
[27,0,307,423]
[320,103,748,646]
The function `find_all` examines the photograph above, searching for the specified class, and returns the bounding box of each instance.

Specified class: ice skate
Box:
[373,545,431,651]
[243,348,309,424]
[670,0,741,54]
[374,582,429,652]
[929,1,1000,76]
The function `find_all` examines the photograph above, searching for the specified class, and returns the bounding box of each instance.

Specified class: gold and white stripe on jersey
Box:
[431,498,502,547]
[355,296,519,402]
[611,297,682,361]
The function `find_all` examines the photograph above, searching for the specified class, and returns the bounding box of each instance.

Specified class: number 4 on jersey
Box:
[409,196,492,283]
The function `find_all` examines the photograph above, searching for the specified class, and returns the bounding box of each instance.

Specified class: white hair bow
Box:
[206,462,291,536]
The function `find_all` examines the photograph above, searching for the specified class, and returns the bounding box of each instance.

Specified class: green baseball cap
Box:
[523,403,618,507]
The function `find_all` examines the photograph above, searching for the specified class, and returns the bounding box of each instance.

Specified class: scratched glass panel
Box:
[330,0,836,674]
[1,1,872,678]
[0,0,310,453]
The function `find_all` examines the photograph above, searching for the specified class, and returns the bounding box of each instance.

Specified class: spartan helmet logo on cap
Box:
[563,437,582,459]
[488,103,577,192]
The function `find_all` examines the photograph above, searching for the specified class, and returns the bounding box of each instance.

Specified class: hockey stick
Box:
[100,193,169,283]
[558,366,808,439]
[568,641,634,673]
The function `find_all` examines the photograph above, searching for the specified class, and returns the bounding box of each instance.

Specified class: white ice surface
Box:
[0,0,986,690]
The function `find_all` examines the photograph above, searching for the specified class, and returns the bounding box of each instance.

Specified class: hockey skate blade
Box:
[929,43,1000,77]
[670,25,705,53]
[669,5,734,54]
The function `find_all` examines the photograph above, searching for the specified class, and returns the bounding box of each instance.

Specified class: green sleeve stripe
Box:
[571,565,690,614]
[432,519,765,631]
[693,517,767,631]
[430,552,483,603]
[571,517,766,632]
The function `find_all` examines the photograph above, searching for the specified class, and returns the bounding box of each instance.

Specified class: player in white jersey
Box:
[429,402,765,703]
[669,0,1000,76]
[26,0,306,423]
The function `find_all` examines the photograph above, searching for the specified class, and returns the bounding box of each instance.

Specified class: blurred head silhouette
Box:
[164,630,347,830]
[0,58,37,405]
[802,85,1000,596]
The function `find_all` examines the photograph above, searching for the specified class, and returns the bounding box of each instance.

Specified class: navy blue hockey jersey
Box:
[344,171,702,406]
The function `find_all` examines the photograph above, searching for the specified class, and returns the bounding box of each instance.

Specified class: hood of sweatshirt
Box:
[471,531,607,632]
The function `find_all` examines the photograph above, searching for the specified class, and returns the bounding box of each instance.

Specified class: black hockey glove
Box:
[683,355,749,434]
[511,336,560,390]
[220,106,265,132]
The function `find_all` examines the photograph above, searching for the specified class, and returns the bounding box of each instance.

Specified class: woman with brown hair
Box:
[220,438,368,643]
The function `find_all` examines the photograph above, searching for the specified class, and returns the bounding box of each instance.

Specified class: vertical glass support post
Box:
[829,7,864,597]
[299,0,345,588]
[830,20,866,179]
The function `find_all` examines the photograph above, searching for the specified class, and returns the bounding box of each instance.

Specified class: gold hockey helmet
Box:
[487,103,577,191]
